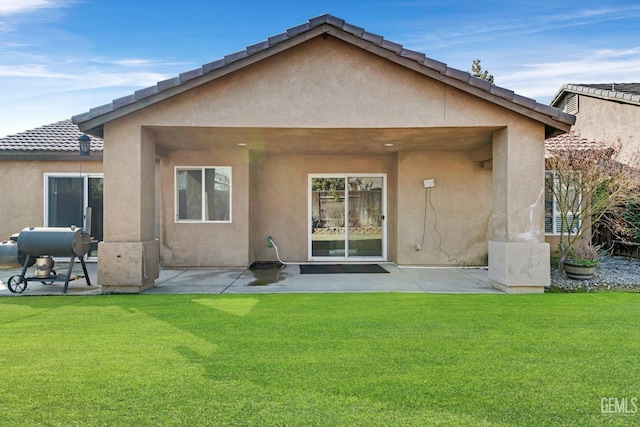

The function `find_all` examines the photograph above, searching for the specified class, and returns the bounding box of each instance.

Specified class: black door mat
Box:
[299,264,389,274]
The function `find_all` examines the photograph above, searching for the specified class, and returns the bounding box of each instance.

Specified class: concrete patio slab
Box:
[146,263,501,295]
[1,262,502,296]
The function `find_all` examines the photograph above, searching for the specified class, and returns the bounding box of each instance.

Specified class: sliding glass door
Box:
[45,174,103,259]
[309,174,386,261]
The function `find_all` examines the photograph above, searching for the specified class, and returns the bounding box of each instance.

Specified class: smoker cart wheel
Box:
[7,275,27,293]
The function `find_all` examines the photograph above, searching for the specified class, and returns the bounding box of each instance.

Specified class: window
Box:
[175,167,231,222]
[545,171,580,234]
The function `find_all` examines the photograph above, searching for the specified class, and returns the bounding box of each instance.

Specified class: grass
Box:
[1,293,639,426]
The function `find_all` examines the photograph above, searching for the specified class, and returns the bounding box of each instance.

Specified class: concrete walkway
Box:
[0,263,501,296]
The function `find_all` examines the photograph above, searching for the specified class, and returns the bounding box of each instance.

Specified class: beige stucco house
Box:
[0,120,103,258]
[551,83,640,165]
[72,14,574,294]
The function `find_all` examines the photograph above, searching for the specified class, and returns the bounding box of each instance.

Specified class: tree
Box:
[470,59,494,84]
[546,144,640,270]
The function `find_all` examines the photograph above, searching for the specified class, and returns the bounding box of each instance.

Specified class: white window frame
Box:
[174,166,232,223]
[307,173,387,261]
[545,170,581,235]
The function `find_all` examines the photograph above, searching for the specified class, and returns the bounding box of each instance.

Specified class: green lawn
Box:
[1,293,639,426]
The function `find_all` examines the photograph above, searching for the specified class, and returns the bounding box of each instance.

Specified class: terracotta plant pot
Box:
[564,261,597,280]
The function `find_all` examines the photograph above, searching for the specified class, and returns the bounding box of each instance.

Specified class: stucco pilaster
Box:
[98,121,159,293]
[489,125,549,293]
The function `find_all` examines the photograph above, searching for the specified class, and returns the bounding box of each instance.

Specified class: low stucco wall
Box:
[0,160,102,239]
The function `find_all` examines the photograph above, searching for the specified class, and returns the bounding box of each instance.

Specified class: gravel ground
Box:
[550,256,640,292]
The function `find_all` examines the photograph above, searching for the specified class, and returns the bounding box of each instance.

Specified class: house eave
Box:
[0,152,103,161]
[552,84,640,108]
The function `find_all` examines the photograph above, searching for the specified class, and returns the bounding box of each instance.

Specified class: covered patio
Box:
[72,14,574,294]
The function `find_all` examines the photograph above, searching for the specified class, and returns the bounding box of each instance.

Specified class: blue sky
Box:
[1,0,639,137]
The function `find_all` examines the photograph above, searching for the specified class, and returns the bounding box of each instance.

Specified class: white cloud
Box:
[405,5,640,51]
[90,57,188,68]
[0,53,183,136]
[0,0,71,15]
[0,64,170,91]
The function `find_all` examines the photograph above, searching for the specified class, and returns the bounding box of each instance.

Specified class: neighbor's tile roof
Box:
[0,119,103,153]
[545,131,607,157]
[73,14,574,136]
[551,83,640,107]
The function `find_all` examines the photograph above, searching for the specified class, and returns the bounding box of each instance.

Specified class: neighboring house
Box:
[71,14,574,294]
[546,83,640,249]
[551,83,640,165]
[0,119,104,258]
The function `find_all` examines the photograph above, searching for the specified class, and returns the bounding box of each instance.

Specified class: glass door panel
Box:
[311,177,346,257]
[347,177,383,258]
[47,177,84,228]
[87,177,104,258]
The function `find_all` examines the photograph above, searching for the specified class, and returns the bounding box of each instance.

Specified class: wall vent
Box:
[563,94,578,114]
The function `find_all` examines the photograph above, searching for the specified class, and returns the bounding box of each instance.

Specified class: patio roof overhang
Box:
[148,125,503,156]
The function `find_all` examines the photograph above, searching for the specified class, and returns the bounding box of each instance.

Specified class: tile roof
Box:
[72,14,574,136]
[0,119,103,153]
[544,131,608,157]
[551,83,640,107]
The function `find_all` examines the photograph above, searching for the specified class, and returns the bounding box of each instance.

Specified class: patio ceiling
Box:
[148,126,502,155]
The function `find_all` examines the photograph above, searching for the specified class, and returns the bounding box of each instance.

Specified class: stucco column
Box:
[489,126,550,293]
[98,123,159,293]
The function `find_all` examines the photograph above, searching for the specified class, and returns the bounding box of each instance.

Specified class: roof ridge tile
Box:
[325,15,345,27]
[444,67,470,83]
[179,68,204,84]
[224,50,249,64]
[202,58,226,74]
[422,57,447,73]
[157,76,181,92]
[380,39,403,54]
[361,31,384,45]
[135,86,159,100]
[512,94,537,110]
[342,22,365,37]
[400,48,425,63]
[308,14,330,27]
[247,40,270,55]
[286,23,311,38]
[468,75,492,91]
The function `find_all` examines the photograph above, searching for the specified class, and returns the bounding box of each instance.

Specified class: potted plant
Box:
[563,238,600,280]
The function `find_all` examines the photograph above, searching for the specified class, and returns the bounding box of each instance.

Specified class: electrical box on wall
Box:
[423,179,435,188]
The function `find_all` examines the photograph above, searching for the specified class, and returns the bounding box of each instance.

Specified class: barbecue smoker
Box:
[6,226,93,294]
